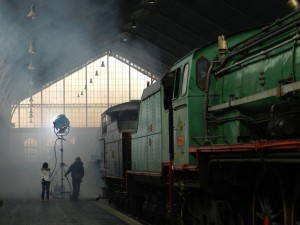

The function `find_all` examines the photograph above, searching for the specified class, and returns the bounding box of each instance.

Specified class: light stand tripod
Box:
[59,136,65,194]
[50,114,72,198]
[51,136,72,197]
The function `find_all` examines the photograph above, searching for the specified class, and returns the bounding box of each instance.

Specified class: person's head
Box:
[75,157,81,161]
[42,162,48,169]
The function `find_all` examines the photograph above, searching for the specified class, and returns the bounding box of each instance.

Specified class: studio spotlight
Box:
[53,114,70,136]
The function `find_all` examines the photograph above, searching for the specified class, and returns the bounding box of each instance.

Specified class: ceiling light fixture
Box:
[28,58,36,70]
[95,70,99,76]
[27,5,38,19]
[28,41,36,54]
[131,20,137,29]
[101,61,105,67]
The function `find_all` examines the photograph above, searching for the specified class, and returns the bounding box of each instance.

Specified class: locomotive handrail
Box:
[215,17,300,74]
[208,81,300,111]
[228,19,300,58]
[204,61,218,143]
[228,10,300,54]
[215,32,300,76]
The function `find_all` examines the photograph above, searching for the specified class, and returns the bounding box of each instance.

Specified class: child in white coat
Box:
[41,162,51,200]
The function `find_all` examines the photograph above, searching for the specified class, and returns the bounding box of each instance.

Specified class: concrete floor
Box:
[0,197,142,225]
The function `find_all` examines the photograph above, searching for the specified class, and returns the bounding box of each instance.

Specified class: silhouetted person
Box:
[41,162,51,200]
[64,157,84,200]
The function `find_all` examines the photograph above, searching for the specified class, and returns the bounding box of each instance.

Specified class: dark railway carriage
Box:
[102,3,300,225]
[99,100,140,204]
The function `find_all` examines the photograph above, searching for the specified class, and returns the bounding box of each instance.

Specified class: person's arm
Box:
[64,164,73,176]
[41,170,45,180]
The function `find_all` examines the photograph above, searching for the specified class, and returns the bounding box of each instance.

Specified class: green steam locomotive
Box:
[100,2,300,225]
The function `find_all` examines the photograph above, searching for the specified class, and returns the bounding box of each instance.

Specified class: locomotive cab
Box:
[168,51,204,167]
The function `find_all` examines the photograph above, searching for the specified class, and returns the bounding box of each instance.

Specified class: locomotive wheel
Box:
[252,168,289,225]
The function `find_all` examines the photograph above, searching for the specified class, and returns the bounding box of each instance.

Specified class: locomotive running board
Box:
[208,81,300,111]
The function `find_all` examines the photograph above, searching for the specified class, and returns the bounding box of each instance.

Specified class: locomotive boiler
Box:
[100,2,300,225]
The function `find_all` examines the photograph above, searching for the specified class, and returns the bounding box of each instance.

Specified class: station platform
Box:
[0,197,142,225]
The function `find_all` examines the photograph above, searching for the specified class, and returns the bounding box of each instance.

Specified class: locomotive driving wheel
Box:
[252,168,289,225]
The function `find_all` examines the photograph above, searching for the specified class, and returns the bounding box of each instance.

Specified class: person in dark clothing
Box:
[64,157,84,200]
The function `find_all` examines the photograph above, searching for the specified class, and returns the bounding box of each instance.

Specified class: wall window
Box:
[11,54,155,128]
[24,137,38,161]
